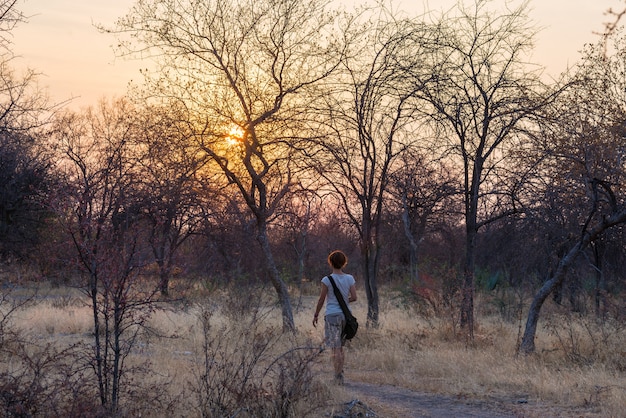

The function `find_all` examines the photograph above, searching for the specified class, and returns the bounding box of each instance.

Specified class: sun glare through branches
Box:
[225,125,244,147]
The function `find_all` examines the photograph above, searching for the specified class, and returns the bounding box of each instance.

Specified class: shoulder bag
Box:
[327,275,358,340]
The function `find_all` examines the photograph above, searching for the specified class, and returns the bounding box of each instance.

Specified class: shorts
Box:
[324,313,345,348]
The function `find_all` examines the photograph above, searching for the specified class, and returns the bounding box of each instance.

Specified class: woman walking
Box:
[313,250,357,384]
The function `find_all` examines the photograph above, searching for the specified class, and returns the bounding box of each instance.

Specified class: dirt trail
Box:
[334,381,516,417]
[322,381,603,418]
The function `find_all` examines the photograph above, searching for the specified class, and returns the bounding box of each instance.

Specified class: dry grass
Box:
[342,294,626,417]
[3,284,625,417]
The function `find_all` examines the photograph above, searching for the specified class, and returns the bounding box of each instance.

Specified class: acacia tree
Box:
[310,7,431,327]
[133,103,209,296]
[0,0,51,261]
[273,189,322,289]
[388,150,459,284]
[112,0,349,331]
[411,0,556,338]
[51,99,159,414]
[519,34,626,354]
[0,130,52,259]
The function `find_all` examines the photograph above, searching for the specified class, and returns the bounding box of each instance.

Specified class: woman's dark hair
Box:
[328,250,348,269]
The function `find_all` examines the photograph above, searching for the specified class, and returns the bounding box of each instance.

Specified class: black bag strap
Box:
[327,275,351,318]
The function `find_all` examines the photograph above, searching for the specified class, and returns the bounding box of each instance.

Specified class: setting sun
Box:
[226,125,244,146]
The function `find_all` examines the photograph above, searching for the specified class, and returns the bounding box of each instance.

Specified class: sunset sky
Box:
[11,0,621,109]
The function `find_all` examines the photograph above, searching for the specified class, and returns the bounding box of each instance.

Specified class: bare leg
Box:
[332,347,344,384]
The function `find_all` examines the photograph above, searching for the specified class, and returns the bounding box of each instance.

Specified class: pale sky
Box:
[11,0,621,109]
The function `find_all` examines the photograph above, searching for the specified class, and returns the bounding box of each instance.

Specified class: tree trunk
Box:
[460,218,476,339]
[90,271,106,407]
[592,242,607,319]
[111,301,122,414]
[153,234,173,297]
[519,208,626,354]
[400,200,419,283]
[157,258,171,297]
[460,263,474,339]
[362,238,380,328]
[256,222,295,332]
[460,155,481,339]
[519,241,582,354]
[519,209,626,354]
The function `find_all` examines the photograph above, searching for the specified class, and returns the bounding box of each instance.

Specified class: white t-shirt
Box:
[321,273,355,316]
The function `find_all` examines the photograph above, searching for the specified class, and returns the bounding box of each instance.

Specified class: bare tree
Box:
[0,0,53,134]
[0,0,53,261]
[310,6,429,327]
[0,130,52,260]
[51,98,158,413]
[111,0,349,331]
[133,103,209,296]
[412,0,556,338]
[519,33,626,354]
[273,189,321,288]
[388,150,459,284]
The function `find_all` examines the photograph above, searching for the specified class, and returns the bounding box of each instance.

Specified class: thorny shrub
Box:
[191,301,326,417]
[0,338,100,417]
[544,306,626,370]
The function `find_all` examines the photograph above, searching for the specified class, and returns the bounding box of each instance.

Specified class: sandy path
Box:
[336,381,517,417]
[319,380,603,418]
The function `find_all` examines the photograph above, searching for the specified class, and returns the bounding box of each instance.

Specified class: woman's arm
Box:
[312,284,328,327]
[348,284,357,303]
